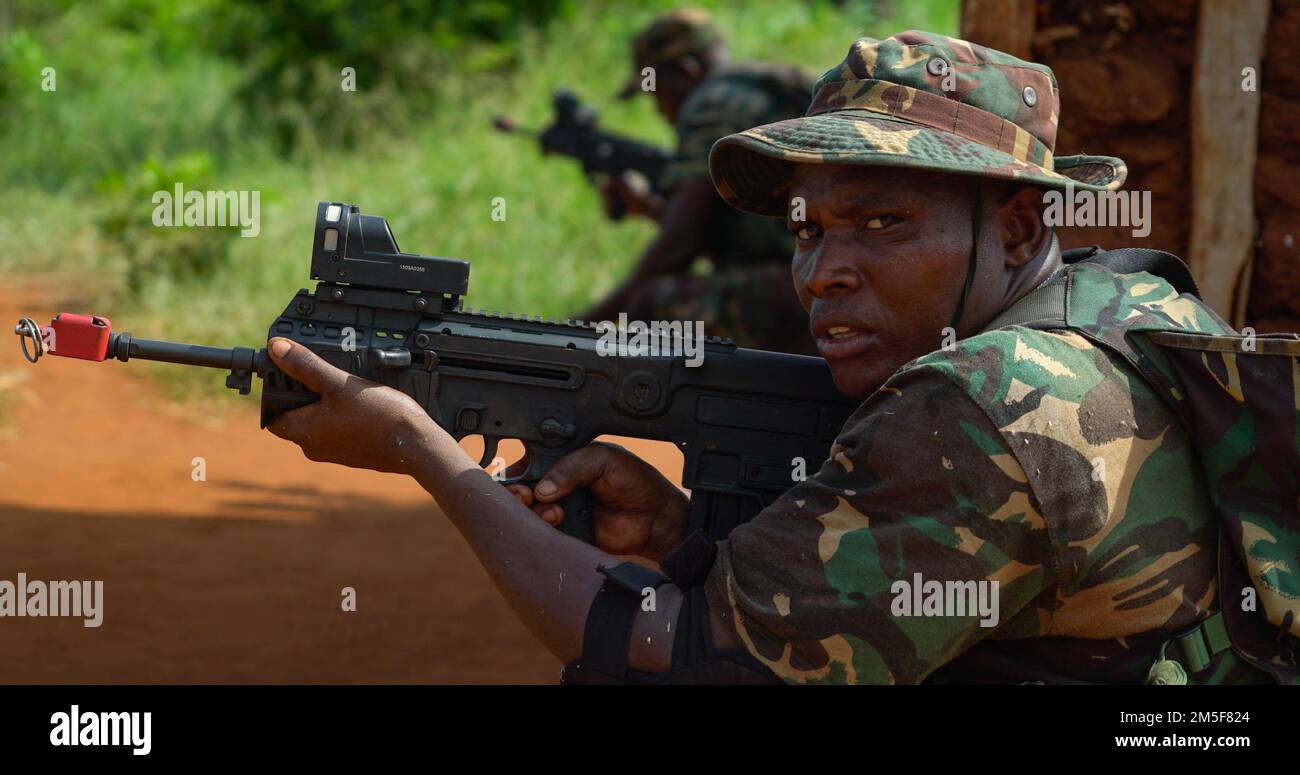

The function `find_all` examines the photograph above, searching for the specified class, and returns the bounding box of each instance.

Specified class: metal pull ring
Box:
[14,317,46,363]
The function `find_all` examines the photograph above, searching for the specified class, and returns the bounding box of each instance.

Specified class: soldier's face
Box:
[653,87,680,121]
[653,75,691,121]
[651,59,705,122]
[787,165,995,399]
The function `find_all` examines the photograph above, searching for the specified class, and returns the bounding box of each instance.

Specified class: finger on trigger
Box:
[531,503,563,525]
[505,484,534,506]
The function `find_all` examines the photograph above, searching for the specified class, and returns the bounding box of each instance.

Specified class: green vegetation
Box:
[0,0,957,402]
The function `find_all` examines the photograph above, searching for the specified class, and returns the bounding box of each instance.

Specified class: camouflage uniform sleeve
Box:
[661,77,775,190]
[703,360,1056,684]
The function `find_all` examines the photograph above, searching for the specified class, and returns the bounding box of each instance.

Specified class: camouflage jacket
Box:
[703,256,1269,684]
[663,62,810,268]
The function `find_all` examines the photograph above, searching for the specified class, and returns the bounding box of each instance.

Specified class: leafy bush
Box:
[0,1,245,188]
[201,0,577,151]
[0,0,958,406]
[94,152,239,293]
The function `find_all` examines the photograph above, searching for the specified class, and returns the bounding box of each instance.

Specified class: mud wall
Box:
[966,0,1298,329]
[1034,0,1196,257]
[1251,0,1300,332]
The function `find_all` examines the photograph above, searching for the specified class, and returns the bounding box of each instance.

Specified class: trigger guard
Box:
[497,445,559,488]
[499,456,548,489]
[478,436,501,470]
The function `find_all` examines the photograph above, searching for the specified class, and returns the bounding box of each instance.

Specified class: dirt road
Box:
[0,280,681,683]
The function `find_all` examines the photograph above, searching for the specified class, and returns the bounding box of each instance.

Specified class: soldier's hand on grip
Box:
[505,442,688,560]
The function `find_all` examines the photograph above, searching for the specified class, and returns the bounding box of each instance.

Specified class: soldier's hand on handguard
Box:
[264,338,439,475]
[600,171,663,221]
[505,442,688,561]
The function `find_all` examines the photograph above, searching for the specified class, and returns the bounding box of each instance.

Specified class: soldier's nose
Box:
[802,250,863,299]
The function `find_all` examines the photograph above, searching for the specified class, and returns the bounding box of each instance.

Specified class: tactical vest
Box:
[970,246,1299,685]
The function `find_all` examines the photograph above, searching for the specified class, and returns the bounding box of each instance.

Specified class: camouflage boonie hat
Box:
[710,30,1128,216]
[617,8,725,100]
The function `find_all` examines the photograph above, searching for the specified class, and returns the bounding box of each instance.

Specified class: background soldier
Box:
[581,8,816,354]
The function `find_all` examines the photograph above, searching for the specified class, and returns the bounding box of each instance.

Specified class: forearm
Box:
[582,238,694,322]
[582,181,715,322]
[406,424,677,669]
[263,338,683,672]
[634,192,666,223]
[582,280,635,323]
[612,184,666,223]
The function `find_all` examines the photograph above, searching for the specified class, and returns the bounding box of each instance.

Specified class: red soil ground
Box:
[0,280,682,683]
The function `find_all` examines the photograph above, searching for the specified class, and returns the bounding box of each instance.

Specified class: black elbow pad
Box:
[561,531,780,685]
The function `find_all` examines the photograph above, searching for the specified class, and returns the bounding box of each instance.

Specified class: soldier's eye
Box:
[863,216,900,230]
[794,224,821,241]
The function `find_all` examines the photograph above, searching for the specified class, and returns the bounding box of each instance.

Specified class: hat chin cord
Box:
[947,184,983,335]
[946,188,1061,337]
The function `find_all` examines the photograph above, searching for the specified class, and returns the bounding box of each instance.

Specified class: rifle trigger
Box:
[479,436,501,470]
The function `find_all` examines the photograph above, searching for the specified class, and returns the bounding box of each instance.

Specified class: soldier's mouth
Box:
[814,325,875,360]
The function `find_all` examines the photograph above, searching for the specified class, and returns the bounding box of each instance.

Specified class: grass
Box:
[0,0,958,405]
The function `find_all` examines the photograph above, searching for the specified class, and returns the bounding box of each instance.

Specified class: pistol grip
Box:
[556,487,596,544]
[511,443,597,544]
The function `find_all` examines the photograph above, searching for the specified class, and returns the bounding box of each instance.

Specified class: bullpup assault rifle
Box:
[494,89,670,220]
[15,203,854,543]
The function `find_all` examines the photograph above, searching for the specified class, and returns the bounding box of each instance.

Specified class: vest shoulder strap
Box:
[983,245,1200,334]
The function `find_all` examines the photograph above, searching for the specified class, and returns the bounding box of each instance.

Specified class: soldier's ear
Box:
[677,55,704,83]
[998,186,1050,268]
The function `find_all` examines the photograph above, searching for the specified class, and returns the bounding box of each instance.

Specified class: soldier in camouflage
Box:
[695,30,1281,683]
[580,8,816,354]
[266,31,1292,683]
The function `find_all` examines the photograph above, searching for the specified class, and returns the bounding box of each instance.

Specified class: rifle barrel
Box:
[492,115,537,135]
[110,333,264,374]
